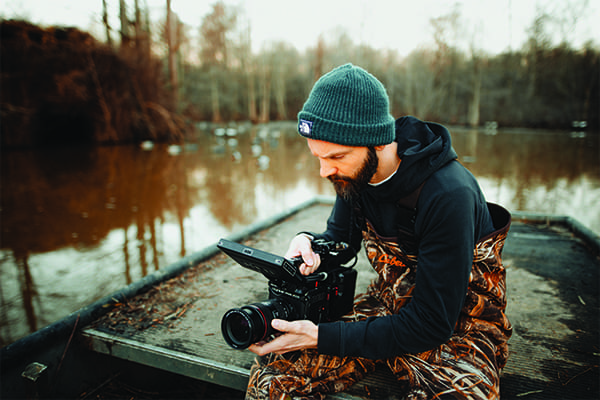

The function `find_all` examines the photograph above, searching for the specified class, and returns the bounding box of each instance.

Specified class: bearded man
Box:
[245,64,512,400]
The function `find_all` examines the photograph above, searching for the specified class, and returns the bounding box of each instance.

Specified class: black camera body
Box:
[217,238,357,350]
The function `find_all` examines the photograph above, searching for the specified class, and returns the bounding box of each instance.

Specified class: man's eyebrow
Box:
[317,149,351,158]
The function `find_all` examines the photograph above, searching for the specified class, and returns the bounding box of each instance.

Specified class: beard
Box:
[328,146,379,203]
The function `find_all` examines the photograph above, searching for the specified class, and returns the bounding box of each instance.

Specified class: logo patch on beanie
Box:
[298,119,313,136]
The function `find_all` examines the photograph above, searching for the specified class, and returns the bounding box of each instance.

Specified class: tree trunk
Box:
[314,36,324,81]
[467,58,482,128]
[274,65,286,120]
[259,63,271,123]
[243,26,258,123]
[210,67,222,123]
[247,67,258,123]
[144,3,152,55]
[134,0,143,52]
[166,0,178,108]
[102,0,112,46]
[119,0,129,48]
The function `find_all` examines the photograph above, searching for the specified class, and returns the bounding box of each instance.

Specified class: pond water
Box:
[1,121,599,346]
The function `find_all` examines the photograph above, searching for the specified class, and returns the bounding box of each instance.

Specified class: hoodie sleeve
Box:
[318,182,478,359]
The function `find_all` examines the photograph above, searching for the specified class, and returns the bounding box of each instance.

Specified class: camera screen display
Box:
[217,239,305,283]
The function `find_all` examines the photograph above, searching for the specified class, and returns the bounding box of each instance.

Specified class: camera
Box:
[217,238,357,350]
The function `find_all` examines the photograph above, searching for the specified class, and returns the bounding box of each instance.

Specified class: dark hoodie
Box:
[314,116,494,359]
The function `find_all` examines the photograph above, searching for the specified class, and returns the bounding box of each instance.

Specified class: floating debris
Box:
[140,141,154,151]
[251,144,262,157]
[226,128,237,137]
[257,155,270,170]
[184,143,199,152]
[231,151,242,162]
[257,128,269,139]
[484,121,498,135]
[167,145,182,155]
[214,128,226,137]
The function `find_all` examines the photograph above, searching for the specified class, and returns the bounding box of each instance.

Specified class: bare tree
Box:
[239,22,258,123]
[119,0,130,48]
[199,1,237,122]
[466,22,485,127]
[467,54,482,127]
[314,35,325,82]
[547,0,590,46]
[134,0,143,46]
[132,0,151,55]
[102,0,112,46]
[166,0,178,107]
[525,10,552,100]
[403,49,439,119]
[271,42,294,120]
[258,51,272,123]
[430,7,462,122]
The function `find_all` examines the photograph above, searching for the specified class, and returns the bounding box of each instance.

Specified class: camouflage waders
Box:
[246,203,512,400]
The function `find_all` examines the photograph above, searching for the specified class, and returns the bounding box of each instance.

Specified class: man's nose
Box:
[319,159,337,178]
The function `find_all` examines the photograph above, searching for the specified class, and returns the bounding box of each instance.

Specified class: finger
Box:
[284,234,312,259]
[300,247,315,267]
[300,253,320,275]
[248,335,287,355]
[271,319,290,332]
[248,342,270,356]
[247,321,289,355]
[272,319,308,336]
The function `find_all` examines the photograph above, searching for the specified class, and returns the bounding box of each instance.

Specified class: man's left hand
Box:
[247,319,318,356]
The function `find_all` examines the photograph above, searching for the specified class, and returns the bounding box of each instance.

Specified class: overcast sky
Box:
[2,0,598,55]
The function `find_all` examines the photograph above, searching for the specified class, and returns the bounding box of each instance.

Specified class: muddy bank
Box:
[0,20,184,148]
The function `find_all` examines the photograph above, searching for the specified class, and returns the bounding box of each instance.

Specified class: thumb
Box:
[299,246,315,266]
[272,319,292,332]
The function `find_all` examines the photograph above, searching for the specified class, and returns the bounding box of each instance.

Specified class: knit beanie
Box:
[297,63,395,146]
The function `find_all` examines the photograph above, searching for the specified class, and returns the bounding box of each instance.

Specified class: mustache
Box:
[328,174,352,183]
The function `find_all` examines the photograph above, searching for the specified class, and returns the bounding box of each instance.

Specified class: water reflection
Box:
[452,128,600,219]
[1,123,598,346]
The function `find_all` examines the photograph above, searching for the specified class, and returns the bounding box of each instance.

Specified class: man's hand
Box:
[285,234,321,275]
[247,319,318,356]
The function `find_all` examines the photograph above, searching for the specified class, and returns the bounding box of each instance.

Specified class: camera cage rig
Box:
[217,238,358,349]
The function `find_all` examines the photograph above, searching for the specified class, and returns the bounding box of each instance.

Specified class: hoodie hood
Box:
[366,116,457,200]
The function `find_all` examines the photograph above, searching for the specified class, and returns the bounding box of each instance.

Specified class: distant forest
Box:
[1,1,598,147]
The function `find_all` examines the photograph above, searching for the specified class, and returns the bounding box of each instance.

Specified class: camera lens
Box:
[221,306,262,349]
[221,299,294,349]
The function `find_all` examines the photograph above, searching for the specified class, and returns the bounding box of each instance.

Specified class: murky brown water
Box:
[1,122,599,346]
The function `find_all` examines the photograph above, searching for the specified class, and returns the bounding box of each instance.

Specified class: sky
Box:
[2,0,598,56]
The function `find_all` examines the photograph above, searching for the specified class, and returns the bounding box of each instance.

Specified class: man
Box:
[246,63,512,399]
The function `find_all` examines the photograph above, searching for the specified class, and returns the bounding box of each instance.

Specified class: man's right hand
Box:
[284,234,321,275]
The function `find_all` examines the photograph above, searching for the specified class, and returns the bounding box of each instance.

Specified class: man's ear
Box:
[373,144,387,152]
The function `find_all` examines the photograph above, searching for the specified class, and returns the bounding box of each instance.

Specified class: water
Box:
[1,122,599,346]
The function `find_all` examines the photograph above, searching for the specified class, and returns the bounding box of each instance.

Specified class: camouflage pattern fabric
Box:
[246,204,511,400]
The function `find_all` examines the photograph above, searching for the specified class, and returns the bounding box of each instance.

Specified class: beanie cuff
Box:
[298,111,395,147]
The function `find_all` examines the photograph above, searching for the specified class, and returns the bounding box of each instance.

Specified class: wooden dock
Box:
[2,198,599,399]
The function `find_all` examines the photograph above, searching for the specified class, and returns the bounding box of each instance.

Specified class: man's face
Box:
[307,139,379,202]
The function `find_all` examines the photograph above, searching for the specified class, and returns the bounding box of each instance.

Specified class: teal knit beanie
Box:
[297,63,395,146]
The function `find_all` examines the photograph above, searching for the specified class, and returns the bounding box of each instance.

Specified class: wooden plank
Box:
[83,329,251,391]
